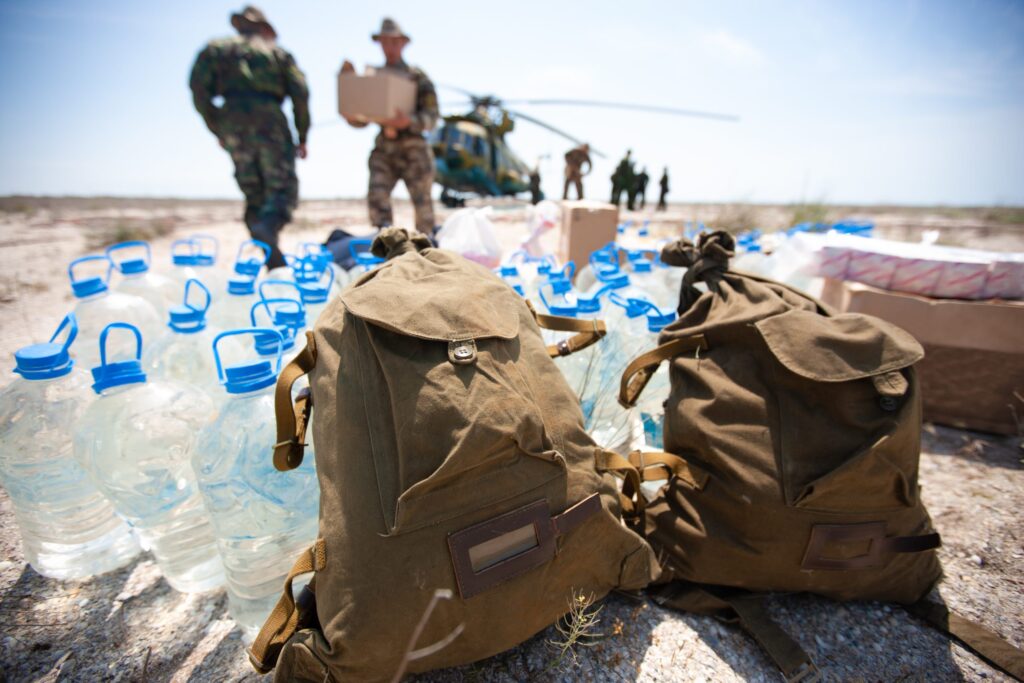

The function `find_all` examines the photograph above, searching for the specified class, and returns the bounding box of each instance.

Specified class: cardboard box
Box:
[337,68,416,122]
[559,201,619,276]
[821,278,1024,435]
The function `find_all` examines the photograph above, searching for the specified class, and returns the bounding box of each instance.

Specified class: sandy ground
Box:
[0,198,1021,682]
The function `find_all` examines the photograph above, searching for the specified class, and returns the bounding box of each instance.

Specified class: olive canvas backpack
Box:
[618,231,1023,681]
[248,228,659,682]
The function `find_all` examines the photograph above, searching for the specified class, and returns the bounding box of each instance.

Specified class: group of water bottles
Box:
[498,223,683,454]
[0,233,384,639]
[0,224,682,639]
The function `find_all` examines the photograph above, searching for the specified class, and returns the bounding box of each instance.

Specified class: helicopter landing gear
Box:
[440,187,466,208]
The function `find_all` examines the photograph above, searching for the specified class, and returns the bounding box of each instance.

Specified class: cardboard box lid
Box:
[821,278,1024,354]
[561,200,617,216]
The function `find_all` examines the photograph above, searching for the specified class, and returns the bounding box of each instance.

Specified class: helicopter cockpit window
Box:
[473,136,485,157]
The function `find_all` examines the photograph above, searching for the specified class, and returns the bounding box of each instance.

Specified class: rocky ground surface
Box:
[0,198,1021,682]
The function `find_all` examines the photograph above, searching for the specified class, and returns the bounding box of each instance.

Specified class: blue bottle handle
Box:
[68,255,112,286]
[258,279,306,305]
[105,241,151,272]
[182,278,212,314]
[249,297,304,327]
[50,313,79,353]
[171,238,198,259]
[98,322,143,368]
[212,327,284,383]
[191,233,219,262]
[236,239,271,266]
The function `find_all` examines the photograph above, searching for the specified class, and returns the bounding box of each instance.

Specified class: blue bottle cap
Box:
[234,239,271,277]
[228,276,257,296]
[254,326,296,356]
[632,258,653,273]
[171,239,201,266]
[13,314,78,380]
[499,264,519,277]
[610,293,652,319]
[647,309,676,333]
[251,295,306,333]
[213,328,284,394]
[90,323,146,393]
[294,263,335,304]
[107,241,151,275]
[597,270,629,289]
[539,284,577,317]
[576,295,601,313]
[191,234,219,267]
[68,255,111,298]
[168,279,210,334]
[550,278,572,295]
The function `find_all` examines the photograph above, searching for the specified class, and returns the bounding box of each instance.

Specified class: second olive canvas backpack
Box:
[618,231,1023,681]
[248,228,659,682]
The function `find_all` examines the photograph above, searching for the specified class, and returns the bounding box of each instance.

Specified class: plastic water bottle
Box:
[292,268,336,326]
[144,279,243,393]
[299,243,349,294]
[0,315,140,579]
[68,255,163,370]
[232,239,271,281]
[250,297,306,367]
[168,235,226,294]
[194,329,319,638]
[107,241,179,318]
[208,274,260,332]
[74,323,224,593]
[497,264,525,296]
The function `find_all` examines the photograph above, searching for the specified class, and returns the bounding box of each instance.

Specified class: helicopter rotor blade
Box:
[502,99,739,122]
[506,109,607,159]
[438,83,487,100]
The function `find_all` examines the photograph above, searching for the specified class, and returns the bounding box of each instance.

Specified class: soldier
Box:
[610,149,635,208]
[657,167,670,211]
[562,143,591,200]
[190,6,309,270]
[634,167,650,210]
[529,164,543,205]
[343,18,439,235]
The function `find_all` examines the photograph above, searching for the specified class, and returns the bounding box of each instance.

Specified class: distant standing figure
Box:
[634,167,650,210]
[563,143,592,200]
[610,150,635,208]
[529,165,543,204]
[657,167,670,211]
[189,6,309,270]
[343,18,439,234]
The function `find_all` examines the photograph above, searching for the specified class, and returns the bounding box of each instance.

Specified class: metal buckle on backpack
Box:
[448,339,477,365]
[801,522,887,571]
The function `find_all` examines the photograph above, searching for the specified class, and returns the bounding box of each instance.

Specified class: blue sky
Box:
[1,0,1022,205]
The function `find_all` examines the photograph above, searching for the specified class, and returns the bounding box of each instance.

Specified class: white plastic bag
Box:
[436,207,502,268]
[520,199,561,257]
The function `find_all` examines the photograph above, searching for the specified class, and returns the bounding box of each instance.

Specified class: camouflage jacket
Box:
[377,60,438,138]
[564,146,592,174]
[189,34,310,144]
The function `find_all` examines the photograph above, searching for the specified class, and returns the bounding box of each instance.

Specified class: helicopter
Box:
[431,87,738,207]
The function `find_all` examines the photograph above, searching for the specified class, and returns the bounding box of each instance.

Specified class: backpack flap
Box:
[754,308,926,511]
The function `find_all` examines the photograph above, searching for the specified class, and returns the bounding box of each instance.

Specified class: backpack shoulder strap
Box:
[619,335,707,408]
[273,331,316,472]
[905,599,1024,680]
[524,300,607,358]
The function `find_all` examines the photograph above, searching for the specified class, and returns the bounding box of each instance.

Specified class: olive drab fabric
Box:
[250,228,658,682]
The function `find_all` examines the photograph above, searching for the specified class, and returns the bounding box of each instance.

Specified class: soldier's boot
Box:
[250,215,287,270]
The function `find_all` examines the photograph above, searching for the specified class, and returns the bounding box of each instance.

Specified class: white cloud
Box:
[699,29,765,67]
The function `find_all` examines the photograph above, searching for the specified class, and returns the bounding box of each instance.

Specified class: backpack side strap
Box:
[524,300,608,358]
[619,335,707,408]
[594,450,645,530]
[905,599,1024,680]
[653,582,820,683]
[273,331,317,472]
[248,539,328,674]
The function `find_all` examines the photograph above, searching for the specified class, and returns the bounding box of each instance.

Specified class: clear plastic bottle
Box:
[74,323,224,593]
[168,235,226,294]
[497,264,525,296]
[262,276,330,329]
[194,329,319,638]
[232,239,271,281]
[0,315,140,579]
[250,297,306,367]
[68,255,163,370]
[207,274,260,332]
[144,279,243,394]
[107,241,180,319]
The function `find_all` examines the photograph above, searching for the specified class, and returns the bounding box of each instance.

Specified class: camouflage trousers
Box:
[563,169,584,200]
[368,134,435,233]
[221,109,297,268]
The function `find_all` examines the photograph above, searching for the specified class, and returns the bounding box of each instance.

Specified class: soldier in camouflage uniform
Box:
[343,18,439,234]
[563,143,591,200]
[610,149,635,209]
[189,6,309,269]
